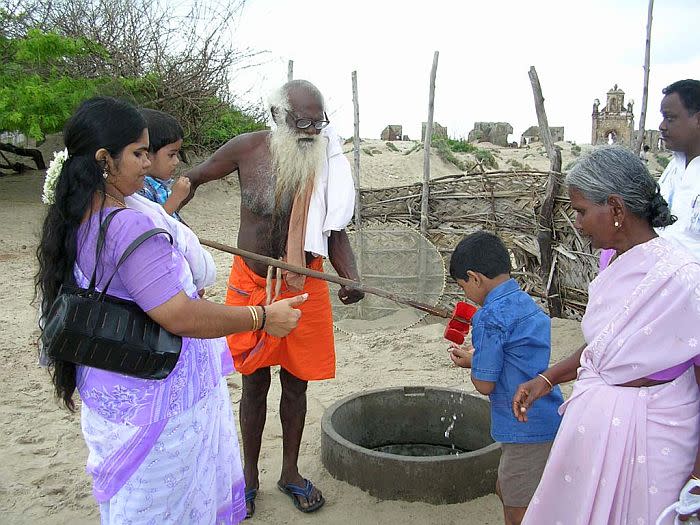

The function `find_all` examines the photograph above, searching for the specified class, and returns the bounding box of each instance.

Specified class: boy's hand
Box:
[171,176,191,202]
[448,343,473,368]
[164,177,191,214]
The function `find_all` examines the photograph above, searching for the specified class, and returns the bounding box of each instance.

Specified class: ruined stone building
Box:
[520,126,564,147]
[381,125,403,141]
[591,85,635,147]
[635,129,666,153]
[421,122,447,141]
[467,122,513,147]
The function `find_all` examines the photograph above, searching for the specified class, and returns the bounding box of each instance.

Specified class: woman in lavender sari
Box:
[513,146,700,524]
[36,97,307,524]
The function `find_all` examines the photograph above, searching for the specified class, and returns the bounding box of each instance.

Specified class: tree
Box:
[1,0,265,150]
[0,24,104,140]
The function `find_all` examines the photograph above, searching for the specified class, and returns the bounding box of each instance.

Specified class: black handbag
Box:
[41,208,182,379]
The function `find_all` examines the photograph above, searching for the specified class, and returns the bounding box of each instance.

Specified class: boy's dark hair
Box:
[662,79,700,114]
[140,108,184,153]
[449,231,511,280]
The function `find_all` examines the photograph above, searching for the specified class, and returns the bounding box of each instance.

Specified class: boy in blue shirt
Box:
[448,231,563,525]
[138,108,189,222]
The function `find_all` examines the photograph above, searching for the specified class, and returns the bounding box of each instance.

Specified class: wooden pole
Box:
[528,66,563,318]
[352,71,362,231]
[287,60,294,82]
[634,0,654,154]
[351,70,364,317]
[198,238,453,319]
[421,51,439,236]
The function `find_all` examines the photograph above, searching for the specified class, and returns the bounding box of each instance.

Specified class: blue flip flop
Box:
[277,478,325,513]
[244,488,257,519]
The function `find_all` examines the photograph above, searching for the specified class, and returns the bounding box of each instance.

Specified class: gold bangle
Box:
[537,373,554,390]
[247,305,259,330]
[692,475,700,481]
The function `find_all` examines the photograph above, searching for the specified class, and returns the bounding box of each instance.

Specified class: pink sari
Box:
[523,237,700,525]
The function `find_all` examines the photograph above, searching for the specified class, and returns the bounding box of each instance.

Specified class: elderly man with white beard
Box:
[184,79,364,518]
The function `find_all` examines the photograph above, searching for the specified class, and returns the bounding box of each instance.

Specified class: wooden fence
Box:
[354,170,598,320]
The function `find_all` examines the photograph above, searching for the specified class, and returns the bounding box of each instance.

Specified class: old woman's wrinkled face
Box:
[569,187,617,250]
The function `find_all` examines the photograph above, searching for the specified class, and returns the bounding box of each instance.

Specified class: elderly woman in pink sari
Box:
[512,146,700,525]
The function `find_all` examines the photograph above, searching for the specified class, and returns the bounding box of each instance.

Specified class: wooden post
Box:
[419,52,439,310]
[634,0,654,154]
[352,71,362,231]
[287,60,294,82]
[528,66,563,317]
[421,51,439,236]
[351,71,363,292]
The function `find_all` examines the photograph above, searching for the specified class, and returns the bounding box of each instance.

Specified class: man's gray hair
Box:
[268,79,324,118]
[566,145,658,219]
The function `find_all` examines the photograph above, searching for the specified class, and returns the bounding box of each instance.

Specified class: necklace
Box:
[98,190,126,208]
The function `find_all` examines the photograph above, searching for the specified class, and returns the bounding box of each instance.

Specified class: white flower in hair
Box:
[42,149,69,205]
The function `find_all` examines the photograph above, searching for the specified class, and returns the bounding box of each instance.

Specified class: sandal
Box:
[277,478,325,513]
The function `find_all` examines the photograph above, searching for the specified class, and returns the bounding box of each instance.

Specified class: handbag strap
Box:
[98,227,174,299]
[88,208,128,291]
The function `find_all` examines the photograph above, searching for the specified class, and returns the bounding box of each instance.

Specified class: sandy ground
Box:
[0,139,591,525]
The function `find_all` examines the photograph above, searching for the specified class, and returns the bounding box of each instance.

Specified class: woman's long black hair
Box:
[35,97,146,411]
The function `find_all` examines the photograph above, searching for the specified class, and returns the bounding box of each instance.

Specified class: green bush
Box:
[430,137,498,170]
[443,137,477,153]
[433,138,467,171]
[655,154,670,168]
[506,159,531,170]
[571,144,581,157]
[385,141,399,152]
[474,148,498,169]
[404,142,422,155]
[199,104,266,149]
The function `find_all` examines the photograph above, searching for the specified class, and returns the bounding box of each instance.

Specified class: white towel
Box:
[304,124,356,257]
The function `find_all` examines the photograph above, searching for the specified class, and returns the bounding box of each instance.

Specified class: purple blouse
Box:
[74,208,232,427]
[598,247,699,381]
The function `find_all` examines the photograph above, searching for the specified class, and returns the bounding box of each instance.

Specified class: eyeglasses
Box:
[286,110,330,130]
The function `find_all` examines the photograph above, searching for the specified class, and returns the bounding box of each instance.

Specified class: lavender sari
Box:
[74,208,246,524]
[523,237,700,525]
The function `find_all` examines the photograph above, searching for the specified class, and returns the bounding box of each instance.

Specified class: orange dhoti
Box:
[224,255,336,380]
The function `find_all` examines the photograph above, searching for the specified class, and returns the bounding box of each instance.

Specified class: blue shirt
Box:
[470,278,563,443]
[138,176,182,222]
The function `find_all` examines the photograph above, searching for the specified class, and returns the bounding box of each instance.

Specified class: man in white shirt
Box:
[657,79,700,259]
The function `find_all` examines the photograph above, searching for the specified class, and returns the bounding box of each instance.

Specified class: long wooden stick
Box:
[198,238,452,319]
[528,66,563,318]
[421,50,439,236]
[634,0,654,154]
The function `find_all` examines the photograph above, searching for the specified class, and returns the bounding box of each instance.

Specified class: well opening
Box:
[321,386,501,504]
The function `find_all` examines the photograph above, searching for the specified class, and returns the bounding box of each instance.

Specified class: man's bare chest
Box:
[240,159,275,216]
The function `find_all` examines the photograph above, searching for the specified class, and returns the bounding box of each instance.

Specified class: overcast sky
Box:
[229,0,700,144]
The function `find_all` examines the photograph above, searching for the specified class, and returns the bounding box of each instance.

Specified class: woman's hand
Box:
[448,343,473,368]
[512,375,552,423]
[263,293,308,337]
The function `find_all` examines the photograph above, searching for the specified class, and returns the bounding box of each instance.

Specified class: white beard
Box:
[268,125,325,208]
